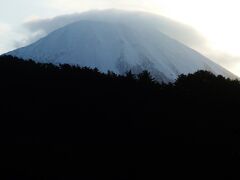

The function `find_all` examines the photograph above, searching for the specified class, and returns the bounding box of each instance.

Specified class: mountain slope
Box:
[7,18,236,82]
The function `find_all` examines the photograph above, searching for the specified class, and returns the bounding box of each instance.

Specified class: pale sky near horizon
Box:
[0,0,240,76]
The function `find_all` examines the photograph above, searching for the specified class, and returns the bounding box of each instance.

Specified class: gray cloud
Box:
[22,10,206,48]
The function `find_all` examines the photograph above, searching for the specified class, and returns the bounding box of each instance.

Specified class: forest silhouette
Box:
[0,55,240,179]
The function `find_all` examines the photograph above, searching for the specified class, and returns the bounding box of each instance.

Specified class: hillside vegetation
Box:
[1,55,240,180]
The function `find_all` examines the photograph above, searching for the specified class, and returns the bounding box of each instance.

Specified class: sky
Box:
[0,0,240,76]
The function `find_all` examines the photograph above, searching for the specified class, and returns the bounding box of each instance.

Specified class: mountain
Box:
[6,11,236,82]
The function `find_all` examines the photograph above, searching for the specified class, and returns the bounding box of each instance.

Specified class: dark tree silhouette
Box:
[0,55,239,180]
[137,70,155,84]
[125,70,136,81]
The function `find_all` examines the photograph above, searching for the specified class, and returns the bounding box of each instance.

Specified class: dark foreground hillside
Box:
[1,55,240,179]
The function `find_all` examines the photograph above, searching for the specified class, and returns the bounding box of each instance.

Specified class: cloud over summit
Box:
[22,10,206,50]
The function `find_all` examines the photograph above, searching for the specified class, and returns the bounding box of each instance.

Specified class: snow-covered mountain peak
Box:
[6,12,236,82]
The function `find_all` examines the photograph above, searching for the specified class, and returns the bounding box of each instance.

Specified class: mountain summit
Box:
[7,10,235,82]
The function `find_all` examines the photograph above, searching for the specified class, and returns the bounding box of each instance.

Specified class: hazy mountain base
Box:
[116,56,171,82]
[0,55,240,179]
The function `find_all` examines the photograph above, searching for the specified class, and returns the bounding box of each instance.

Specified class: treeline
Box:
[0,55,240,180]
